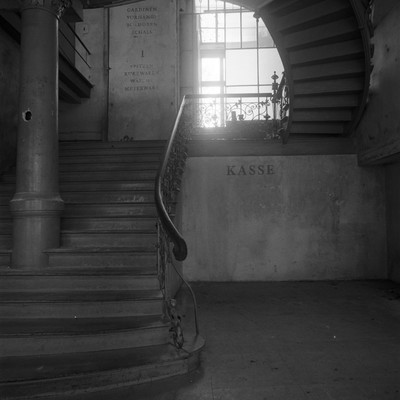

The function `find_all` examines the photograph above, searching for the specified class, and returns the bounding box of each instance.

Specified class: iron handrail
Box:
[155,96,188,262]
[155,95,200,339]
[348,0,374,132]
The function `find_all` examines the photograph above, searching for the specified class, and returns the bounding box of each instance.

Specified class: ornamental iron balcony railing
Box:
[188,72,289,140]
[194,93,272,127]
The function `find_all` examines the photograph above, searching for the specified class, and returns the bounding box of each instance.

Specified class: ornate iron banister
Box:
[271,72,290,143]
[155,97,189,262]
[348,0,374,132]
[155,96,199,347]
[155,78,288,347]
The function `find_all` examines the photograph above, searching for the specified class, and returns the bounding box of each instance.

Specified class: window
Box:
[195,0,283,95]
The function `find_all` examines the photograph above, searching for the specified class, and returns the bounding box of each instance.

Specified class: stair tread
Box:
[0,267,157,276]
[0,315,166,336]
[59,140,166,148]
[61,229,156,234]
[0,290,163,302]
[0,267,157,277]
[64,201,156,206]
[59,163,160,171]
[283,17,358,49]
[59,156,162,164]
[276,0,351,33]
[46,246,157,253]
[61,180,155,185]
[0,339,202,383]
[289,39,364,66]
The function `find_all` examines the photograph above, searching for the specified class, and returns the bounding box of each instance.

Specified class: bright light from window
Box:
[196,0,284,95]
[259,49,284,84]
[201,58,221,82]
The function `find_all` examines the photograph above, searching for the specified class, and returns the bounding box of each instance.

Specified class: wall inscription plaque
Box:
[108,0,177,141]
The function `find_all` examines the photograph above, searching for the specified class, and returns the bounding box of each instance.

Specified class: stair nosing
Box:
[0,316,167,337]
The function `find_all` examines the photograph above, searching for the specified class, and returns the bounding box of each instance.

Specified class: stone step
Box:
[59,161,160,172]
[60,170,158,182]
[0,251,11,267]
[60,180,155,192]
[61,190,155,204]
[289,39,363,66]
[292,59,365,82]
[282,17,358,50]
[0,234,12,248]
[61,216,157,232]
[275,0,351,33]
[59,154,162,164]
[0,194,13,206]
[0,336,205,399]
[63,203,157,217]
[59,140,166,150]
[60,230,158,248]
[290,121,345,134]
[0,270,159,292]
[293,77,363,96]
[0,218,11,233]
[46,247,157,268]
[0,175,17,184]
[0,182,15,193]
[1,170,158,183]
[0,316,169,357]
[0,205,11,217]
[59,145,165,157]
[0,290,164,318]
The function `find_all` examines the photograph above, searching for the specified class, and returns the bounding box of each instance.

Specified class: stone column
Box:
[10,0,70,268]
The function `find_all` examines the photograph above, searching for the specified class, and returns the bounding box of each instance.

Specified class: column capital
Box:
[21,0,71,18]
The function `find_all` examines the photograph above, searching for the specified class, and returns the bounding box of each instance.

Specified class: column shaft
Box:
[10,3,64,268]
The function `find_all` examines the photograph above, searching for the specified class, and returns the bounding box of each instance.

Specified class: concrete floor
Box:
[72,280,400,400]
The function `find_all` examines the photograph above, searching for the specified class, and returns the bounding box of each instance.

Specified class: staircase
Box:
[258,0,373,138]
[0,141,203,399]
[0,11,93,104]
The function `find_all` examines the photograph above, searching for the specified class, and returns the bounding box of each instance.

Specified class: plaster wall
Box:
[182,155,386,281]
[356,2,400,162]
[0,29,18,172]
[386,162,400,283]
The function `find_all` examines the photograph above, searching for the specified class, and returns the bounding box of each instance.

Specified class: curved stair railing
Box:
[155,84,288,347]
[272,71,290,143]
[348,0,374,132]
[155,96,199,348]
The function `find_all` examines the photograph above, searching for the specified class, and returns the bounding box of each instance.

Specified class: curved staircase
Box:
[0,141,203,399]
[257,0,373,139]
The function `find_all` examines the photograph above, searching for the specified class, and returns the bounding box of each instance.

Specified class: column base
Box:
[10,195,64,269]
